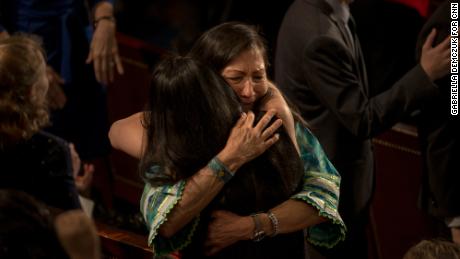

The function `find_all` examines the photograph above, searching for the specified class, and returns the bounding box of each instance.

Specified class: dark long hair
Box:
[188,22,268,73]
[140,56,242,185]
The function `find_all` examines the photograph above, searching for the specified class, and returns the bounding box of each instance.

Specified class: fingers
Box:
[85,49,93,65]
[89,51,122,85]
[93,52,102,84]
[260,118,283,140]
[423,28,437,51]
[101,54,108,85]
[432,34,452,64]
[225,110,282,165]
[114,52,124,75]
[87,39,106,84]
[437,34,452,50]
[108,47,122,82]
[87,27,123,84]
[237,112,247,127]
[231,113,247,131]
[254,109,277,132]
[263,133,280,149]
[108,57,114,83]
[420,27,453,81]
[242,111,255,128]
[93,53,117,85]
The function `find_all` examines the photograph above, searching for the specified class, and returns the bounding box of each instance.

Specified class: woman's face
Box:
[221,47,268,111]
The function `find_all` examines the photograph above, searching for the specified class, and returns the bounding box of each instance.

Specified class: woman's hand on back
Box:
[204,210,253,256]
[217,109,282,172]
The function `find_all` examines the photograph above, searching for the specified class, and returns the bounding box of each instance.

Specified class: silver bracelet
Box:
[267,211,279,237]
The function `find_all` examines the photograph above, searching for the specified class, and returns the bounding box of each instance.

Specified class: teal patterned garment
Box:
[140,123,346,256]
[292,123,346,248]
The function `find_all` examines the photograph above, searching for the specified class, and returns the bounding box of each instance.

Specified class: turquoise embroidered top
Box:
[140,123,346,256]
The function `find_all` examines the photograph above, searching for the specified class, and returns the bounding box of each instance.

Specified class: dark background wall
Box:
[113,0,433,88]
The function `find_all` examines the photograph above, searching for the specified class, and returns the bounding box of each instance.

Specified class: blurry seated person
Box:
[139,56,345,258]
[0,189,100,259]
[55,210,101,259]
[0,35,92,210]
[0,189,69,258]
[403,239,460,259]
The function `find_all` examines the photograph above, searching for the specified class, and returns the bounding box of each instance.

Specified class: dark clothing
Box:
[0,0,110,160]
[0,131,81,210]
[275,0,438,257]
[415,0,460,219]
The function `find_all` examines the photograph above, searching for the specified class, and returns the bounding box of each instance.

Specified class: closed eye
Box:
[225,76,243,83]
[252,75,265,83]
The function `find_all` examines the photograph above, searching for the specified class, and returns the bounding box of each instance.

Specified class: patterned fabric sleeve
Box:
[140,179,200,256]
[291,123,346,248]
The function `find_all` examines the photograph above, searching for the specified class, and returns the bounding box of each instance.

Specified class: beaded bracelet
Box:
[93,15,115,28]
[267,211,279,237]
[207,157,234,183]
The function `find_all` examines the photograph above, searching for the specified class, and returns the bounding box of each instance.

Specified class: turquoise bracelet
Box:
[208,157,234,183]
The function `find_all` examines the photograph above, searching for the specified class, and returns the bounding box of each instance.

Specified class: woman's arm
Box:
[108,112,145,158]
[262,82,299,154]
[204,123,346,255]
[87,1,124,84]
[159,110,282,237]
[109,83,298,158]
[141,110,283,253]
[204,200,326,255]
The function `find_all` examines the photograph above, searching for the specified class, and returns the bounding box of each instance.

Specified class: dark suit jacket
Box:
[415,0,460,219]
[275,0,438,217]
